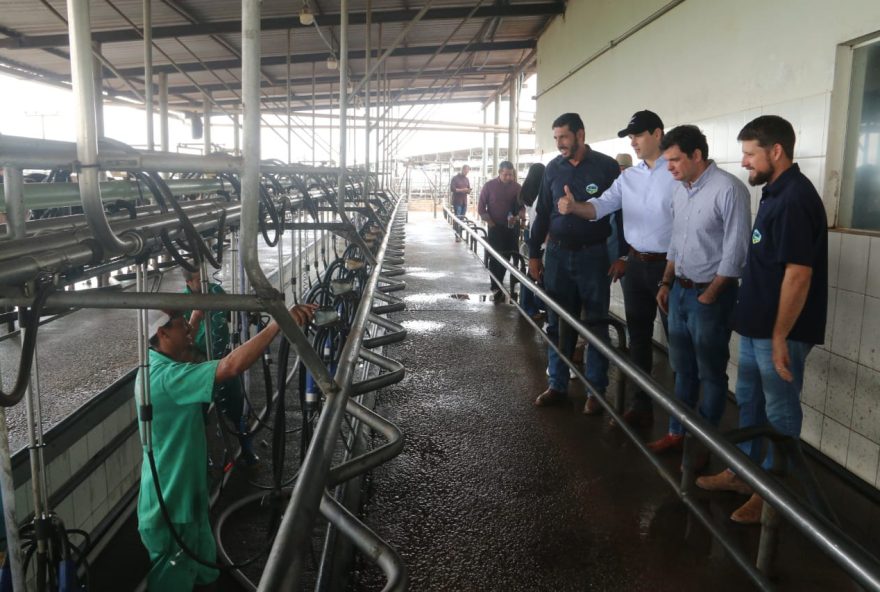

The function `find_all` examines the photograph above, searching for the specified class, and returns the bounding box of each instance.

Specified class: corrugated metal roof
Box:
[0,0,561,111]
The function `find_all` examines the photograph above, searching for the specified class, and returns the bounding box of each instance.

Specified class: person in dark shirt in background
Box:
[450,165,471,242]
[529,112,627,414]
[478,160,523,301]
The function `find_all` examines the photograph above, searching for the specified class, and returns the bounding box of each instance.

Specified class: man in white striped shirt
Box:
[564,110,677,428]
[650,125,751,459]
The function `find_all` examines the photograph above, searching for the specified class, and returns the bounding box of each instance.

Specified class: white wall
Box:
[536,0,880,488]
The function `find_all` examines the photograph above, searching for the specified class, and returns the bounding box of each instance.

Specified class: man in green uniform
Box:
[182,269,257,464]
[137,303,315,591]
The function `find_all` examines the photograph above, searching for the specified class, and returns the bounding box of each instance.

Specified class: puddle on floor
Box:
[401,320,446,333]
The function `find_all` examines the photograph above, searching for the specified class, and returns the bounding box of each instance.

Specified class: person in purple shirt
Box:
[450,165,471,242]
[478,160,523,301]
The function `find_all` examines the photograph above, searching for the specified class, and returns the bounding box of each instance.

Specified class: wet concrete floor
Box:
[354,211,865,592]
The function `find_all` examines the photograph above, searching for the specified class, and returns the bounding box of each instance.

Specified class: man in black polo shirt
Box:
[528,112,626,413]
[696,115,828,524]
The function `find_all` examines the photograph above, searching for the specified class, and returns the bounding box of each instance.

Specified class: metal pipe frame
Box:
[143,0,154,151]
[66,0,140,257]
[258,197,405,590]
[444,207,880,591]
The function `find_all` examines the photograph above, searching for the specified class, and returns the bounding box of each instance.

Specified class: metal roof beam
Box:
[109,39,535,77]
[0,4,563,49]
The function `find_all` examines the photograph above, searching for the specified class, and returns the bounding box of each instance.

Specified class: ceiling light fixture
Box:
[299,1,315,26]
[326,55,338,70]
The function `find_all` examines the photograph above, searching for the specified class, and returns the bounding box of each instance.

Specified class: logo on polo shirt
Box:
[752,228,762,244]
[586,183,599,195]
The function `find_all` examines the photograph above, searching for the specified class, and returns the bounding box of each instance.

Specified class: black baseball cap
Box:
[617,110,664,138]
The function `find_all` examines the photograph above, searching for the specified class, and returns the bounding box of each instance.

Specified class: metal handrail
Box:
[444,207,880,591]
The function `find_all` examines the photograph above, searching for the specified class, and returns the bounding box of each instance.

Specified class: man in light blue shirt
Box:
[561,110,676,428]
[651,125,751,459]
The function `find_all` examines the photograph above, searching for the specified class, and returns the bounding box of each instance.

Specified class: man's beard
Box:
[749,166,773,186]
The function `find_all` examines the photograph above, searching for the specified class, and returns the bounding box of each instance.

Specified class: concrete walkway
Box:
[355,211,859,592]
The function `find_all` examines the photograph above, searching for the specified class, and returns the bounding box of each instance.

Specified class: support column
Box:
[93,42,105,139]
[286,28,292,164]
[202,91,212,154]
[492,96,500,176]
[2,167,25,240]
[158,71,169,152]
[143,0,154,150]
[363,0,372,200]
[337,0,349,218]
[481,106,488,187]
[233,113,240,156]
[507,73,519,169]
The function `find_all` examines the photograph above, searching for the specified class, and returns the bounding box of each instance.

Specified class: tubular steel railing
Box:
[444,206,880,592]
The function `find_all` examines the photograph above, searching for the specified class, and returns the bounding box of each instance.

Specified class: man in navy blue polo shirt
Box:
[528,112,626,413]
[696,115,828,524]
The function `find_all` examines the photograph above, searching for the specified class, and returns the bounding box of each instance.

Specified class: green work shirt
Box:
[136,349,220,528]
[183,283,230,360]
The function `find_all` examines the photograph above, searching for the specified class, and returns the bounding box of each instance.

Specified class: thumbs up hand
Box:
[557,185,575,215]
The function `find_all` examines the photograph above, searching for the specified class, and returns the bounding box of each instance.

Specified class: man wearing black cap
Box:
[561,110,676,428]
[529,112,625,413]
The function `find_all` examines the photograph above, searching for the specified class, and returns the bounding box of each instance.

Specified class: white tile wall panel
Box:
[830,289,864,361]
[838,233,870,295]
[846,432,880,485]
[853,364,880,443]
[797,93,829,159]
[802,347,830,413]
[859,296,880,371]
[801,404,824,448]
[820,416,851,465]
[826,354,857,425]
[827,231,841,289]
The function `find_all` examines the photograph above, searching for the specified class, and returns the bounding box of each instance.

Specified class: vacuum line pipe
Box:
[66,0,140,256]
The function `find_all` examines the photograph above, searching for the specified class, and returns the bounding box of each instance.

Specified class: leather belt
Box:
[677,277,710,290]
[630,248,667,262]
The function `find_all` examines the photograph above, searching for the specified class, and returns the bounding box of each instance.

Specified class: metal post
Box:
[481,106,488,189]
[93,42,105,139]
[493,96,500,174]
[286,28,292,164]
[363,0,372,201]
[2,166,26,239]
[158,71,169,152]
[23,336,48,590]
[0,403,24,592]
[508,72,518,170]
[203,90,212,154]
[312,62,317,165]
[143,0,154,150]
[233,113,240,156]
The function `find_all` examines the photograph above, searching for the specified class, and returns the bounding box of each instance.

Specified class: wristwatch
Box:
[658,279,671,288]
[618,255,629,262]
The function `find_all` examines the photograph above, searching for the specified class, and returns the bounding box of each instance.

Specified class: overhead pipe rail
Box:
[443,207,880,592]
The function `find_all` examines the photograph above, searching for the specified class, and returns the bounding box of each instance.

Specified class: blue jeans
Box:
[453,203,466,217]
[667,282,736,435]
[544,241,611,394]
[519,227,543,316]
[735,336,812,470]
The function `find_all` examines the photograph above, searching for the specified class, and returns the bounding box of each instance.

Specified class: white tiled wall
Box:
[14,398,140,540]
[594,91,880,490]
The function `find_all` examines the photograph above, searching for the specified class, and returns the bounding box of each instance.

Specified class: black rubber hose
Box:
[0,283,51,407]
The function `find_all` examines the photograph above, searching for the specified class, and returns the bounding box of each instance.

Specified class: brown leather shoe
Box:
[582,396,605,415]
[647,433,684,453]
[731,493,764,524]
[611,408,654,428]
[534,388,568,407]
[696,469,753,495]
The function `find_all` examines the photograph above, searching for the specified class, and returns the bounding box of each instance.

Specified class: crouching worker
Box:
[136,303,316,591]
